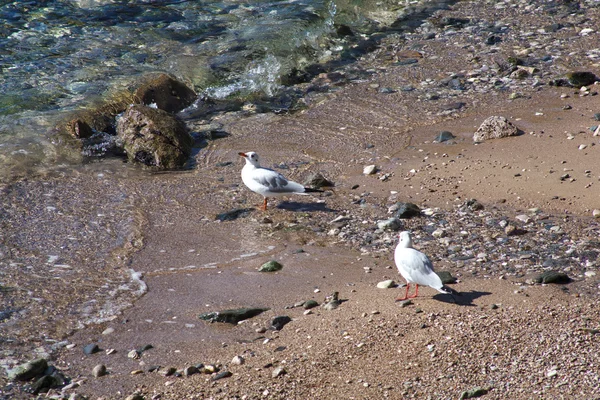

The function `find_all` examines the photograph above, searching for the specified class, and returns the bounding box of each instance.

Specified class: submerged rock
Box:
[134,73,197,113]
[198,307,269,324]
[117,104,193,169]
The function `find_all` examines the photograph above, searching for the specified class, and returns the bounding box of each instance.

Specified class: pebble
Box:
[376,279,396,289]
[101,327,114,335]
[83,344,100,355]
[272,366,287,378]
[363,165,377,175]
[593,209,600,218]
[231,355,245,365]
[92,364,107,378]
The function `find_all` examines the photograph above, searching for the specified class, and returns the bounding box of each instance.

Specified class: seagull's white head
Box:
[239,151,260,167]
[398,231,413,249]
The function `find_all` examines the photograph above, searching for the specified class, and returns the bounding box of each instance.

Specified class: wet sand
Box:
[3,0,600,398]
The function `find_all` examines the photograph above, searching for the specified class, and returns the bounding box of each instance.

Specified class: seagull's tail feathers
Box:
[439,285,461,296]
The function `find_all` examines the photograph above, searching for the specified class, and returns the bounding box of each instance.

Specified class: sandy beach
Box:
[3,0,600,399]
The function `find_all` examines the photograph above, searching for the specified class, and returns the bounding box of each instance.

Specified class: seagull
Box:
[394,231,456,301]
[239,152,323,211]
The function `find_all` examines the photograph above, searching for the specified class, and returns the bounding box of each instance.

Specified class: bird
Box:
[394,231,456,301]
[238,151,323,211]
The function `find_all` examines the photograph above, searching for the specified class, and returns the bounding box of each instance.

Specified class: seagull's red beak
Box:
[238,152,247,158]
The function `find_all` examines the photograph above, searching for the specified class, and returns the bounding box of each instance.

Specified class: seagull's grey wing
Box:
[255,168,303,193]
[395,248,443,289]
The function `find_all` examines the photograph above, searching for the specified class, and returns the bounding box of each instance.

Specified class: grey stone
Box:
[377,279,397,289]
[303,300,319,309]
[272,366,287,378]
[303,172,335,189]
[473,116,519,142]
[393,202,421,219]
[270,316,292,331]
[377,217,402,231]
[460,387,489,399]
[198,307,269,324]
[211,370,232,381]
[434,131,456,142]
[535,271,571,284]
[92,364,107,378]
[83,344,100,355]
[216,208,253,221]
[436,271,457,284]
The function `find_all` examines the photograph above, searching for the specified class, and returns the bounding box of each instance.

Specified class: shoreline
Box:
[2,0,600,398]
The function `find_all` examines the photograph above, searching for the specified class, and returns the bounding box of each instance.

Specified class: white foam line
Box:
[129,269,148,296]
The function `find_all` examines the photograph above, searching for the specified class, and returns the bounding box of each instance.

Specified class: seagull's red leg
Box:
[395,282,410,301]
[261,198,268,211]
[408,284,420,299]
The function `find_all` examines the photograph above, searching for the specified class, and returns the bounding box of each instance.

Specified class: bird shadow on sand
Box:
[276,201,335,212]
[433,290,492,306]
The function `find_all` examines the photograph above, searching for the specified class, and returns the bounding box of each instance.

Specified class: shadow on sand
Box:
[433,290,492,306]
[276,201,335,212]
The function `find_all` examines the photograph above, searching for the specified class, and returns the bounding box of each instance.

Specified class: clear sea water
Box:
[0,0,422,180]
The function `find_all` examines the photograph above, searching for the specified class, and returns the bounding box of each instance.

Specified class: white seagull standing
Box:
[239,152,323,211]
[394,231,455,301]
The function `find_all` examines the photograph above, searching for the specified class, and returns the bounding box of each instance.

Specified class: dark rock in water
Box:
[134,73,197,113]
[198,307,269,324]
[259,260,283,272]
[303,300,319,309]
[7,358,48,381]
[435,131,455,143]
[68,119,94,139]
[436,271,457,284]
[303,172,335,189]
[216,208,253,221]
[394,202,421,219]
[565,71,598,88]
[460,387,489,399]
[536,271,571,284]
[336,24,354,37]
[271,316,292,331]
[83,344,100,355]
[117,104,193,169]
[211,370,232,381]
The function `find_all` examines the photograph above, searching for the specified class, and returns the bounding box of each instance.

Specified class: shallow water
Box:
[0,0,418,181]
